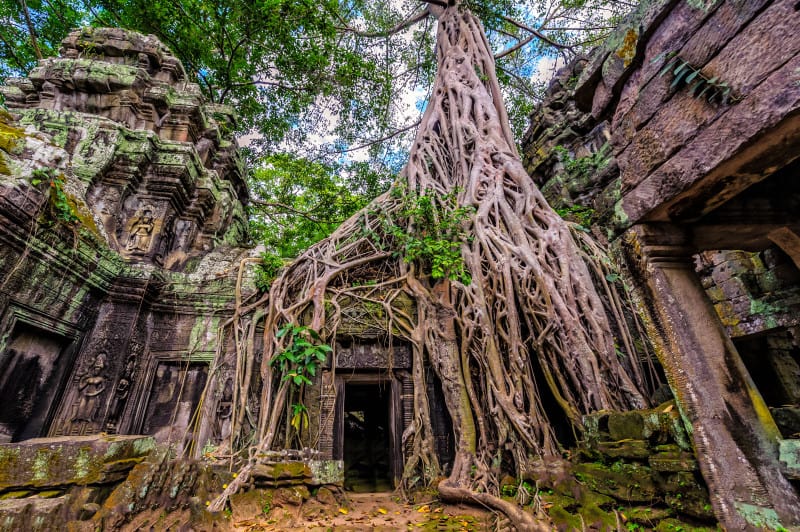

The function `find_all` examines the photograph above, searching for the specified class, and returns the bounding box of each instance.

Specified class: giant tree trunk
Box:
[212,4,651,527]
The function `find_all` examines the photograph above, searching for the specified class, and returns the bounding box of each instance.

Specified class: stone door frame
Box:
[0,302,84,439]
[126,350,213,438]
[331,371,404,487]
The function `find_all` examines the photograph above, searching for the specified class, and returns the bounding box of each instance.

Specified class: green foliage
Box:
[254,252,284,292]
[656,55,738,105]
[555,204,595,229]
[249,154,391,258]
[0,0,88,79]
[272,324,331,387]
[553,143,611,180]
[34,168,79,224]
[500,479,535,499]
[201,441,218,456]
[94,0,387,147]
[261,492,273,515]
[501,484,517,497]
[0,0,634,162]
[382,186,474,283]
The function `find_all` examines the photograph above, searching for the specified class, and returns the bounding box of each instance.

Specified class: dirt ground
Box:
[231,491,507,531]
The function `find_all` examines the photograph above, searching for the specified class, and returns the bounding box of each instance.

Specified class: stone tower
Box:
[0,27,254,450]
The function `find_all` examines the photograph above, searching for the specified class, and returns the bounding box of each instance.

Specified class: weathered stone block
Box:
[771,407,800,438]
[623,505,674,527]
[0,435,155,490]
[649,452,698,472]
[250,461,311,481]
[664,488,714,521]
[308,459,344,486]
[272,485,310,507]
[778,439,800,479]
[229,488,271,522]
[596,439,651,460]
[607,411,645,440]
[0,495,69,532]
[574,462,659,503]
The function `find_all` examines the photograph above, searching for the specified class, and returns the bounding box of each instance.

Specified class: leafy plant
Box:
[555,204,595,228]
[656,55,739,105]
[271,324,331,386]
[382,185,475,283]
[553,143,611,180]
[249,154,392,258]
[33,168,79,224]
[290,403,309,433]
[201,441,218,457]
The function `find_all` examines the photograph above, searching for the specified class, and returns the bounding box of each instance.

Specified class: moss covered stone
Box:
[0,435,154,490]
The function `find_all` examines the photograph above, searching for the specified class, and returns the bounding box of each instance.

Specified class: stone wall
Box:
[0,28,256,453]
[534,402,715,530]
[522,0,800,528]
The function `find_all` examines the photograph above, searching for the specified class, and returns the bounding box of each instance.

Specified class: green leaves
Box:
[254,252,285,292]
[249,154,392,258]
[656,55,738,105]
[271,324,331,387]
[0,0,88,79]
[380,185,474,284]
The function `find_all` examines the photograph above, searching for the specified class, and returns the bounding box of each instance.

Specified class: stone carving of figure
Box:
[72,353,107,423]
[126,207,156,253]
[107,355,136,431]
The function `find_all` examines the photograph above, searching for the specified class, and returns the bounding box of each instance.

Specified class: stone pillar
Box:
[624,223,800,529]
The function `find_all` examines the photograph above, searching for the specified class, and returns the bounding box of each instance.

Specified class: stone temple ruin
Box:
[0,26,251,451]
[0,0,799,529]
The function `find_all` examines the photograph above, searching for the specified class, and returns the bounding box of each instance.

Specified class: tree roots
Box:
[208,3,657,525]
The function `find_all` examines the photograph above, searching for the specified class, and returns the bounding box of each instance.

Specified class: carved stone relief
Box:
[125,205,156,254]
[70,352,108,423]
[105,353,137,433]
[332,342,411,369]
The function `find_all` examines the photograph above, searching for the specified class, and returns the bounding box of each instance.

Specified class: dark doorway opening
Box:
[342,381,393,492]
[0,323,75,442]
[735,331,800,439]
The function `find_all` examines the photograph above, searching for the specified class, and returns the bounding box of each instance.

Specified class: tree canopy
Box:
[1,0,632,257]
[2,0,630,152]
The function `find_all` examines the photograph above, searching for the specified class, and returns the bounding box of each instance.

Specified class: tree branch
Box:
[494,33,536,60]
[0,32,26,70]
[339,7,430,38]
[250,200,345,224]
[18,0,43,60]
[499,15,572,52]
[320,119,421,157]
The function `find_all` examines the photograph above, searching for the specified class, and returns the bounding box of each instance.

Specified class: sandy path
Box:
[233,491,501,531]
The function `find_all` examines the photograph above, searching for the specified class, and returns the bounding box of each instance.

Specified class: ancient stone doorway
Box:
[735,331,800,439]
[138,360,208,452]
[334,376,400,492]
[0,323,75,442]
